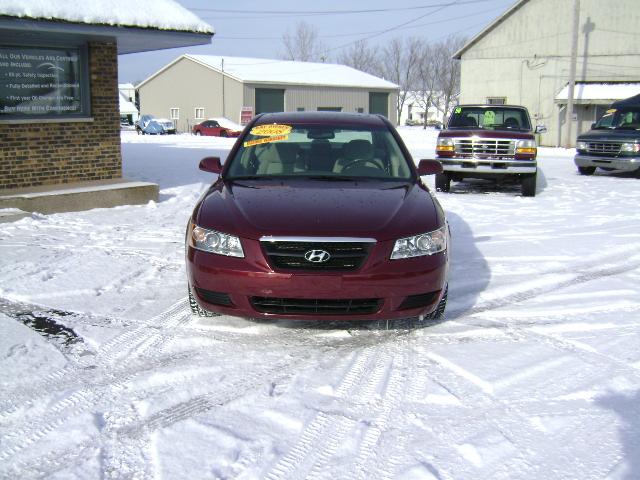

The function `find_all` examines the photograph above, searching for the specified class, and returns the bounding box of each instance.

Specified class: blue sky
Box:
[117,0,517,83]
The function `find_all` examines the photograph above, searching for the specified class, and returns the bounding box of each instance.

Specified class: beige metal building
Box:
[455,0,640,146]
[136,55,399,132]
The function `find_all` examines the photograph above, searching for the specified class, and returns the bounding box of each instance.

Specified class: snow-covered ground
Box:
[1,127,639,479]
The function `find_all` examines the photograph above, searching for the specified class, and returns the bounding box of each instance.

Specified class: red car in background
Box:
[192,119,241,137]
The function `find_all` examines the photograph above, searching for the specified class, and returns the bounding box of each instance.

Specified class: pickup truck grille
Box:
[454,138,515,157]
[584,142,622,155]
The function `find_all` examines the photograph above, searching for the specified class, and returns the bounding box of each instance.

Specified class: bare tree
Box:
[413,41,439,128]
[337,40,381,76]
[281,21,327,62]
[381,37,422,124]
[433,36,467,123]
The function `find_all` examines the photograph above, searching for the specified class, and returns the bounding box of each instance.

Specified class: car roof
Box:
[455,104,529,110]
[254,111,388,127]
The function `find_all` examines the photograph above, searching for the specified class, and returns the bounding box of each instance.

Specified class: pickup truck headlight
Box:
[576,141,588,151]
[620,142,640,153]
[516,139,537,155]
[189,222,244,257]
[436,137,455,152]
[391,226,447,259]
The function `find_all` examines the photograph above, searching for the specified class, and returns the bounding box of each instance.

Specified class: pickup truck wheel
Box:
[435,173,451,192]
[578,166,596,175]
[521,173,537,197]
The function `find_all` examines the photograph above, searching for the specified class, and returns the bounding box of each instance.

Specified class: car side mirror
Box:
[199,156,223,174]
[591,122,597,129]
[417,159,443,175]
[535,124,547,134]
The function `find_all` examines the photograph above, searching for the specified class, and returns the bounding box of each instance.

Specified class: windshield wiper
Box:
[305,175,358,181]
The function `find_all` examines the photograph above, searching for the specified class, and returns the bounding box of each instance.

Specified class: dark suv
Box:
[435,104,546,196]
[186,112,449,322]
[574,94,640,175]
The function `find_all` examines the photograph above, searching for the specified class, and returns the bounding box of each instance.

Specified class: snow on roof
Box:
[0,0,213,34]
[119,91,137,115]
[185,55,399,90]
[555,82,640,103]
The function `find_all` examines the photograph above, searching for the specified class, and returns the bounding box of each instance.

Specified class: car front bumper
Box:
[574,154,640,172]
[186,238,448,321]
[438,157,537,174]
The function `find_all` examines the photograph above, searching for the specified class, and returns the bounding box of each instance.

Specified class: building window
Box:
[356,108,364,113]
[297,107,305,111]
[194,108,204,119]
[0,43,90,120]
[317,107,342,112]
[170,108,179,119]
[487,97,506,105]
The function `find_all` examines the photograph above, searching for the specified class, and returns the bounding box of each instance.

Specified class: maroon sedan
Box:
[186,112,449,322]
[192,119,240,137]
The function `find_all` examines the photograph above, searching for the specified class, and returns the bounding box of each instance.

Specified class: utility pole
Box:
[221,58,226,119]
[564,0,580,148]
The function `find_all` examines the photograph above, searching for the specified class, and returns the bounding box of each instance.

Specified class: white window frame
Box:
[195,107,205,120]
[486,97,506,105]
[170,108,180,120]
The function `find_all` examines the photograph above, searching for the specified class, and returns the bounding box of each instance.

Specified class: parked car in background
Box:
[435,104,546,197]
[138,120,165,135]
[135,114,176,135]
[574,94,640,176]
[192,119,241,137]
[186,112,449,323]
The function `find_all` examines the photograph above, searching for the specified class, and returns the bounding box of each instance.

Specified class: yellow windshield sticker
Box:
[244,135,288,148]
[606,109,617,114]
[250,124,292,136]
[483,110,496,126]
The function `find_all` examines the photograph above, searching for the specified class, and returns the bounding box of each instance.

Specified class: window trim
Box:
[170,107,180,120]
[194,107,204,119]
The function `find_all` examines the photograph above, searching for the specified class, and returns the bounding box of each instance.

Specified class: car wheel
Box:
[435,173,451,192]
[195,131,201,136]
[188,288,219,317]
[521,173,537,197]
[578,166,596,175]
[220,130,228,137]
[424,284,447,321]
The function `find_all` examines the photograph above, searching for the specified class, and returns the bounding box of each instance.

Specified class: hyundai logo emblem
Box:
[304,249,331,263]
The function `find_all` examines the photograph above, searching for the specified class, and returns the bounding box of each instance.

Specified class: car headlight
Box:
[189,222,244,257]
[576,141,588,151]
[391,226,447,259]
[620,142,640,153]
[516,139,537,154]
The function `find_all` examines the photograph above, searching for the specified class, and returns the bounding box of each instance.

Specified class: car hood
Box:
[440,129,533,140]
[194,179,441,241]
[577,129,640,142]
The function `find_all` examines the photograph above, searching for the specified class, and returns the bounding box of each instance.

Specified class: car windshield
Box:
[593,107,640,130]
[448,106,532,131]
[225,124,413,180]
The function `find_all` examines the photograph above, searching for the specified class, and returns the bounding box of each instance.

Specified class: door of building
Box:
[369,92,389,117]
[255,88,285,114]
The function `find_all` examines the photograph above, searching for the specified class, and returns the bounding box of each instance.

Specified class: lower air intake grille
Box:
[398,292,438,310]
[195,288,233,306]
[251,297,382,315]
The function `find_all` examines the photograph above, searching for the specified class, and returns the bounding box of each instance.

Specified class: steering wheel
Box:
[341,158,385,172]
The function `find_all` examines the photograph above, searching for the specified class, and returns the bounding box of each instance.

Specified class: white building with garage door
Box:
[136,55,399,132]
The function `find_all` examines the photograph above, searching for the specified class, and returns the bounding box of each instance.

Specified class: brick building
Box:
[0,1,212,215]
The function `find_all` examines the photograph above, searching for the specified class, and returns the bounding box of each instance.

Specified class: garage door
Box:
[369,92,389,118]
[255,88,285,114]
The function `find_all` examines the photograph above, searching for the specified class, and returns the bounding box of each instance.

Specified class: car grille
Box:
[194,287,233,306]
[261,240,372,271]
[584,142,622,155]
[454,138,515,157]
[251,297,382,315]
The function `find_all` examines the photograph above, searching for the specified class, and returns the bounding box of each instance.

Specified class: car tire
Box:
[435,173,451,192]
[578,166,596,175]
[220,130,228,137]
[425,284,447,321]
[521,173,537,197]
[188,288,219,317]
[195,131,201,136]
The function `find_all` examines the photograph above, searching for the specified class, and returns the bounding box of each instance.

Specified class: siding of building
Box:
[457,0,640,146]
